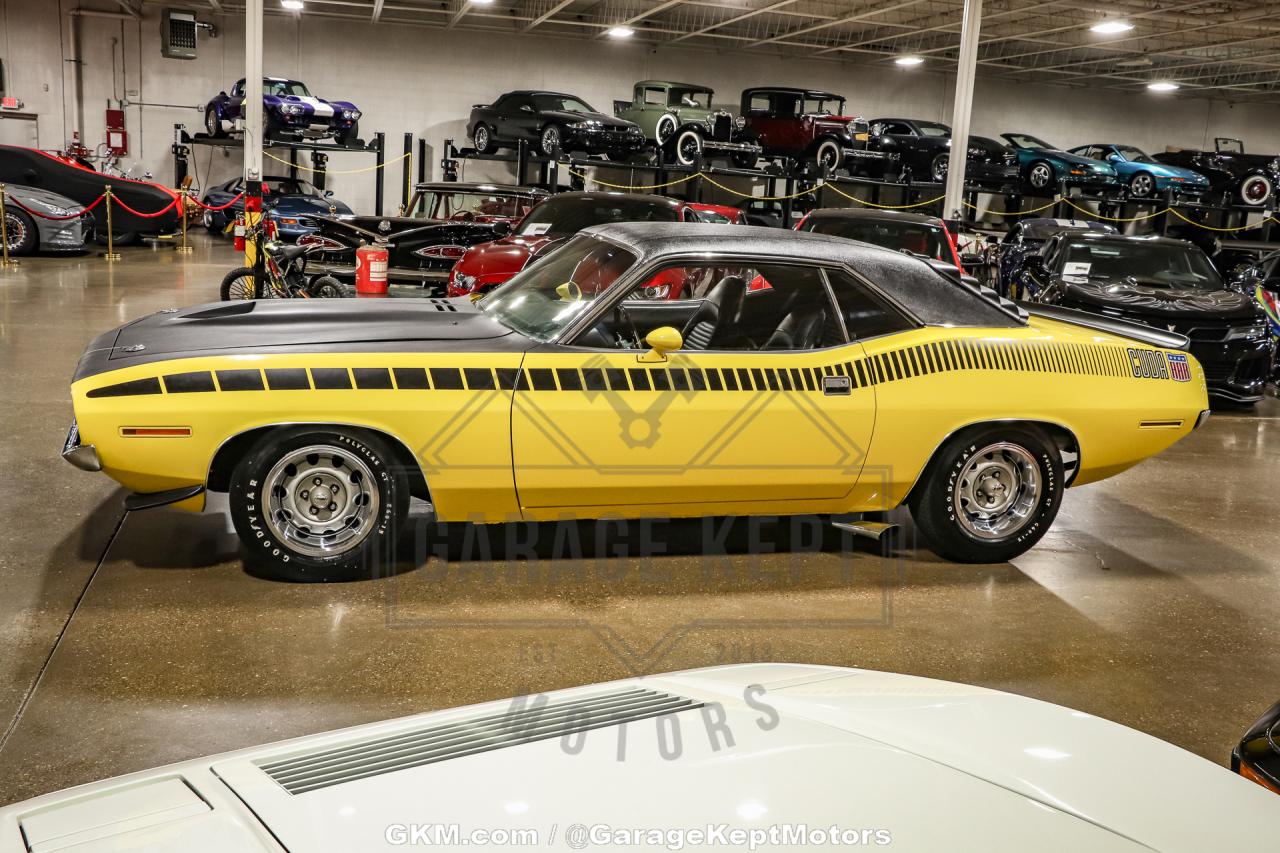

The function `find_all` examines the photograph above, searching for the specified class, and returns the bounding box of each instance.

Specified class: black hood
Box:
[74,298,520,381]
[1060,278,1260,321]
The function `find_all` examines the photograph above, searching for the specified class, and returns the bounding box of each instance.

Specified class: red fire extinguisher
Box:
[233,215,246,252]
[355,243,390,297]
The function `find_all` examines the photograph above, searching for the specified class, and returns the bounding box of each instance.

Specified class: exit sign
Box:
[0,97,23,110]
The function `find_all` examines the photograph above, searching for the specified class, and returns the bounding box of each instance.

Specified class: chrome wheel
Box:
[1241,174,1272,205]
[931,153,949,182]
[1028,162,1053,189]
[954,442,1042,540]
[205,107,219,136]
[3,212,27,251]
[473,125,490,153]
[1130,173,1154,197]
[540,125,561,156]
[815,140,841,172]
[263,444,381,559]
[675,130,702,166]
[655,115,677,145]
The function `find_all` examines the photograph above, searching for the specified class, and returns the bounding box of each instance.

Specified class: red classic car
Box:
[688,202,747,224]
[739,88,895,177]
[795,207,966,271]
[447,191,701,297]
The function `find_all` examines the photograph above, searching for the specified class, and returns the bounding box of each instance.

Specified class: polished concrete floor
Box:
[1,234,1278,806]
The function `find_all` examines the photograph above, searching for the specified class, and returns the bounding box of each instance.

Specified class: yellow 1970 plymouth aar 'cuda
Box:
[64,223,1208,580]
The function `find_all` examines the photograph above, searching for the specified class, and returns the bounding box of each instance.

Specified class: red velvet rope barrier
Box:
[189,192,245,212]
[108,194,180,219]
[4,193,105,220]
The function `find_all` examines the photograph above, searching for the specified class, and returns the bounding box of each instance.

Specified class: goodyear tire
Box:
[908,424,1063,564]
[229,427,409,582]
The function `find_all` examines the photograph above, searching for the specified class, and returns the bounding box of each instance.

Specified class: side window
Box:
[581,263,847,352]
[644,88,666,106]
[749,94,772,114]
[885,122,913,136]
[824,269,915,340]
[491,94,513,111]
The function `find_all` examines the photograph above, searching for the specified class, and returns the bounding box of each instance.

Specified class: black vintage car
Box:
[299,182,548,292]
[996,217,1119,297]
[1015,231,1273,404]
[467,91,645,159]
[867,118,1018,186]
[1155,138,1280,207]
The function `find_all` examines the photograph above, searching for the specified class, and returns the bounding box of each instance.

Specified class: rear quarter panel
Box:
[848,320,1208,509]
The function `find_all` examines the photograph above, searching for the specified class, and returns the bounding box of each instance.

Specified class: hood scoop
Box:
[257,687,702,795]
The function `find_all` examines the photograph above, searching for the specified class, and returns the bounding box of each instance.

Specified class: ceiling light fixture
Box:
[280,0,303,9]
[606,25,635,38]
[1090,20,1134,34]
[1147,81,1180,92]
[895,55,924,66]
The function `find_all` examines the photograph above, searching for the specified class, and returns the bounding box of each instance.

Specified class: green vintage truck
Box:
[614,80,763,168]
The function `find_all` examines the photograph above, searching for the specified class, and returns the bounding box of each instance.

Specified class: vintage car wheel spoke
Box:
[954,443,1041,540]
[264,445,380,558]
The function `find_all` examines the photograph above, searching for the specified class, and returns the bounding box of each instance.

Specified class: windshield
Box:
[1115,145,1154,163]
[515,195,679,238]
[670,88,711,109]
[416,190,534,221]
[802,96,844,115]
[1058,240,1223,290]
[695,208,734,224]
[806,218,949,262]
[263,177,318,196]
[917,122,952,138]
[481,237,637,341]
[532,94,595,114]
[263,79,311,97]
[1006,133,1052,150]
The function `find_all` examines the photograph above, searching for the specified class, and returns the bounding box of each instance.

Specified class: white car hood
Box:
[2,664,1276,852]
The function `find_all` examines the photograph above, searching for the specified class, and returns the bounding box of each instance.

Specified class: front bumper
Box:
[62,419,101,472]
[1155,177,1211,196]
[1190,337,1274,403]
[702,139,763,155]
[563,128,645,154]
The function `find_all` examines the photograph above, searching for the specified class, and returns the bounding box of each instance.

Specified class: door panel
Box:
[511,345,875,511]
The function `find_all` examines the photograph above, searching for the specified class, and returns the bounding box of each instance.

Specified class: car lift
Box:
[438,138,1276,236]
[171,126,404,215]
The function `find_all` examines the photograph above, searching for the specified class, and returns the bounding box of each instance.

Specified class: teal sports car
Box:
[1069,143,1211,199]
[1001,132,1118,193]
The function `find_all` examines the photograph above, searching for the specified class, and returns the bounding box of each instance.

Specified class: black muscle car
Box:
[1015,231,1273,404]
[468,91,645,159]
[1155,138,1280,206]
[867,118,1017,186]
[997,217,1119,297]
[298,182,549,292]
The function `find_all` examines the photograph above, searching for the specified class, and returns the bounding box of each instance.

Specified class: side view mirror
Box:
[1106,153,1122,163]
[492,220,513,238]
[323,190,334,198]
[959,252,984,271]
[637,326,683,363]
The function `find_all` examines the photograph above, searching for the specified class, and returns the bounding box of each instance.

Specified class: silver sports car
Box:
[2,184,90,255]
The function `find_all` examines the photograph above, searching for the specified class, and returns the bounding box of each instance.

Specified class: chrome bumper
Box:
[62,420,101,472]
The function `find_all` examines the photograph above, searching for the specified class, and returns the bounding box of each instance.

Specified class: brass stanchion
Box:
[175,189,193,254]
[100,186,120,261]
[0,184,20,268]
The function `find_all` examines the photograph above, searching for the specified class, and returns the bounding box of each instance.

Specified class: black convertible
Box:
[467,90,646,158]
[0,144,180,244]
[867,118,1018,186]
[1013,231,1273,404]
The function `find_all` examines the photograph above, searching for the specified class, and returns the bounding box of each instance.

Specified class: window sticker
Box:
[524,223,551,235]
[1062,261,1091,282]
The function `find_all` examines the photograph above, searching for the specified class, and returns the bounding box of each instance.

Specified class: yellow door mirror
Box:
[555,281,583,302]
[637,326,683,363]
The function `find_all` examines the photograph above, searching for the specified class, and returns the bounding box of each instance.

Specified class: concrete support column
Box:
[943,0,982,221]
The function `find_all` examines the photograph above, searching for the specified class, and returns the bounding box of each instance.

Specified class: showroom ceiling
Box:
[189,0,1280,103]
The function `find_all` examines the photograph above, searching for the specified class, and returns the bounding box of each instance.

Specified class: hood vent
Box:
[257,687,702,795]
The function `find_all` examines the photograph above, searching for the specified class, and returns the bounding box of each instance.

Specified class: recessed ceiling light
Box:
[280,0,303,9]
[606,25,635,38]
[1147,81,1180,92]
[895,55,924,66]
[472,0,494,4]
[1091,20,1134,34]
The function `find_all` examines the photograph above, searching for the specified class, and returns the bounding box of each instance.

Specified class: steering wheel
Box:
[450,210,477,222]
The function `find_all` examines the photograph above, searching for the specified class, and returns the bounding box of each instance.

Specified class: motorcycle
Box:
[220,238,346,300]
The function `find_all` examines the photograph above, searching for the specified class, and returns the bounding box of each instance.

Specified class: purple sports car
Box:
[204,77,361,145]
